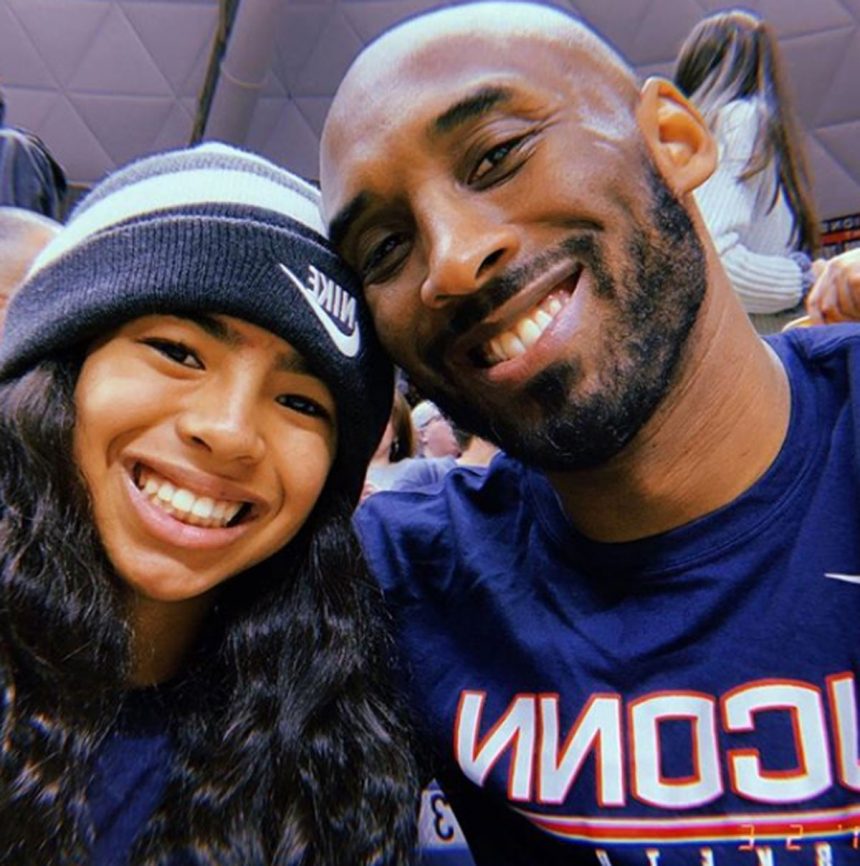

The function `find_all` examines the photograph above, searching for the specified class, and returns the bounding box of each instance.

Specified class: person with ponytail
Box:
[674,9,821,333]
[0,143,418,865]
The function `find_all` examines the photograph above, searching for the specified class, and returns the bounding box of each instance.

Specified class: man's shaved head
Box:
[333,1,636,104]
[322,2,638,195]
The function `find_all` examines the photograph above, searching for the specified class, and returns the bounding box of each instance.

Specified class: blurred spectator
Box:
[411,400,461,459]
[364,391,417,494]
[674,9,821,334]
[454,426,499,468]
[363,392,458,499]
[806,248,860,325]
[0,89,67,219]
[0,206,60,335]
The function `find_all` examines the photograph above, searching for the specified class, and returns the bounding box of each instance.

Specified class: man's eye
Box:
[470,135,529,184]
[141,339,203,369]
[361,233,408,282]
[277,394,330,420]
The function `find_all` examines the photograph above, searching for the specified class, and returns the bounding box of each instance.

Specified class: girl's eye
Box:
[141,338,203,369]
[470,135,529,184]
[277,393,330,420]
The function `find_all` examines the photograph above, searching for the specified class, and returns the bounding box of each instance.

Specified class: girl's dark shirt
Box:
[88,687,172,865]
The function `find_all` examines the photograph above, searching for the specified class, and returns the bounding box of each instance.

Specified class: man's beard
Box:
[415,165,708,471]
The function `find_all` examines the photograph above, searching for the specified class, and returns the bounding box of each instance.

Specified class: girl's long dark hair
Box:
[673,9,820,254]
[0,359,418,865]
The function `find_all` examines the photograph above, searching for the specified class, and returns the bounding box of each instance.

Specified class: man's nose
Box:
[176,378,266,465]
[418,191,518,308]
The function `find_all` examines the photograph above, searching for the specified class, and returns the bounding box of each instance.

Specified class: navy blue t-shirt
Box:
[356,326,860,865]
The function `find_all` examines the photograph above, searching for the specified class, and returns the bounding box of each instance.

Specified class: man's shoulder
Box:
[768,322,860,369]
[356,453,526,543]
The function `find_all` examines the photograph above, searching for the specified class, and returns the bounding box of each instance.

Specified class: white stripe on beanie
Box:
[30,146,325,277]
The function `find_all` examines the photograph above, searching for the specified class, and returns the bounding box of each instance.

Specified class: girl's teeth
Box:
[137,468,246,528]
[191,496,215,519]
[157,482,175,503]
[173,489,194,513]
[222,502,243,524]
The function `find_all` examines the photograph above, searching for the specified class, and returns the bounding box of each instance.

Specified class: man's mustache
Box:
[423,235,602,367]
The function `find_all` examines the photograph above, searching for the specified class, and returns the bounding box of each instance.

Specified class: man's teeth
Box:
[137,467,245,528]
[484,292,566,365]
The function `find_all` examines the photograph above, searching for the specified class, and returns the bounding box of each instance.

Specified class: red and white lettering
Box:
[538,694,624,806]
[724,680,831,802]
[455,691,536,801]
[826,672,860,790]
[630,692,722,808]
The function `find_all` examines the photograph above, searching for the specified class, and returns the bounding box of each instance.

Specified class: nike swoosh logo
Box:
[824,572,860,585]
[278,263,360,358]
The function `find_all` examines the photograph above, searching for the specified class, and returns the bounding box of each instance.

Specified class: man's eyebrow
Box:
[432,86,514,135]
[326,88,514,249]
[328,191,371,251]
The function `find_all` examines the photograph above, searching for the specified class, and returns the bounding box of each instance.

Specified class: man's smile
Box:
[444,260,584,372]
[477,264,583,367]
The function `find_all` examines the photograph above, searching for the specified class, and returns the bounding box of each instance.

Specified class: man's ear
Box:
[636,77,716,194]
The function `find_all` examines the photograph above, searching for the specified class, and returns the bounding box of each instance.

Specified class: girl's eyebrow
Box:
[184,313,317,376]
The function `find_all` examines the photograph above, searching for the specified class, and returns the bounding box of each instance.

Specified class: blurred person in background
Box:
[454,427,499,468]
[0,206,61,335]
[674,9,821,334]
[364,393,460,498]
[806,247,860,325]
[411,399,461,459]
[364,389,418,494]
[0,88,66,219]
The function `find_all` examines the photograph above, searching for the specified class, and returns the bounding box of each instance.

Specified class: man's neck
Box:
[547,280,791,543]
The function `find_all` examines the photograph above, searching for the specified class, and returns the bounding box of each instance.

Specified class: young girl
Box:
[674,9,821,333]
[0,144,417,864]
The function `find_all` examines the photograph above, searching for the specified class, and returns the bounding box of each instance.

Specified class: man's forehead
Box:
[323,4,632,152]
[339,12,589,100]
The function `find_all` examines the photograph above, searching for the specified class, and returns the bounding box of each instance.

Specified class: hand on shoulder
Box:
[806,249,860,324]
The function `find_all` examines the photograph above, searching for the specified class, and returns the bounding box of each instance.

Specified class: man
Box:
[0,206,60,335]
[0,90,67,219]
[320,4,859,864]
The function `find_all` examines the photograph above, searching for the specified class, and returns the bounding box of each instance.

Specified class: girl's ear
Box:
[636,77,717,194]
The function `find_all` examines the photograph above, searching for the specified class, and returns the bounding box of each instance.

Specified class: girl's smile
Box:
[74,313,337,606]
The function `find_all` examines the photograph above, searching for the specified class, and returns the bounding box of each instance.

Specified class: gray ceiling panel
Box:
[0,0,857,220]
